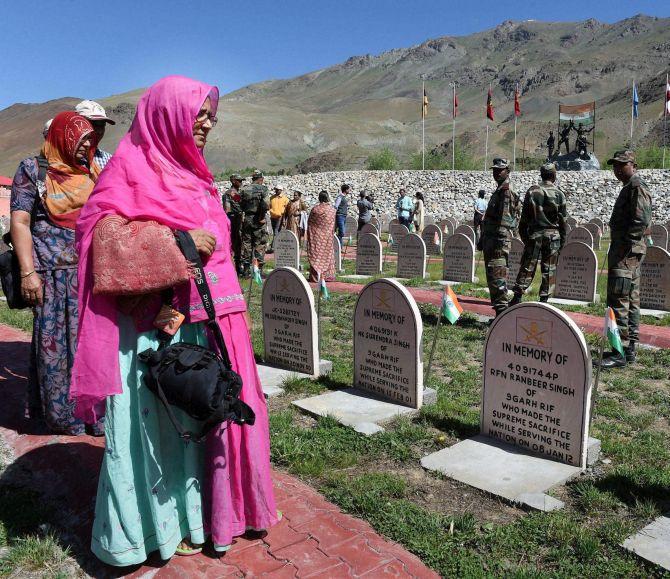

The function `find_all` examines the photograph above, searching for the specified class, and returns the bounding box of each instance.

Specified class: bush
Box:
[409,141,481,170]
[366,148,398,170]
[602,145,667,169]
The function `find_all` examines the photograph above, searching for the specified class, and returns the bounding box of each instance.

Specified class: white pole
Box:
[630,79,635,146]
[452,83,456,171]
[422,80,425,171]
[663,73,668,170]
[484,123,489,172]
[513,116,518,171]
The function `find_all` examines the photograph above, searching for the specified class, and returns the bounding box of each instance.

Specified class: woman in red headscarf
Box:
[9,112,103,436]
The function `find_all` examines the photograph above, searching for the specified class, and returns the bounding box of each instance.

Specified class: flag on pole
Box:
[632,83,639,118]
[604,307,624,355]
[486,87,495,121]
[422,88,429,118]
[440,285,463,324]
[319,277,330,300]
[514,85,521,117]
[453,89,458,118]
[665,76,670,115]
[251,259,263,286]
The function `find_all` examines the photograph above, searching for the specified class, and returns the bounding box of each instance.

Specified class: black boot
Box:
[509,291,523,307]
[539,295,549,303]
[599,351,627,369]
[624,343,636,363]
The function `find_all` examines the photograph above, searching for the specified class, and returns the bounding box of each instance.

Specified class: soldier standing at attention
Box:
[223,173,245,274]
[481,158,520,318]
[239,170,270,278]
[599,151,652,369]
[546,131,555,159]
[510,162,567,306]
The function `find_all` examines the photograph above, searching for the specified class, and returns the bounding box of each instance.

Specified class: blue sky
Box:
[1,0,668,110]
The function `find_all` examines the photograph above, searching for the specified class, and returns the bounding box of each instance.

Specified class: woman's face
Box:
[193,97,215,149]
[75,135,93,164]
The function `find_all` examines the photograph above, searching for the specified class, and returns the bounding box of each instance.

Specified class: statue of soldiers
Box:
[223,173,245,274]
[481,158,521,318]
[599,151,652,368]
[546,131,555,159]
[239,170,270,277]
[509,162,567,306]
[556,121,573,155]
[575,122,594,157]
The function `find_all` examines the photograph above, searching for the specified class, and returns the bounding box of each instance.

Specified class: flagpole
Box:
[424,308,443,384]
[484,123,489,172]
[513,83,518,171]
[663,73,668,170]
[422,80,426,171]
[630,79,635,146]
[452,83,456,171]
[589,333,606,425]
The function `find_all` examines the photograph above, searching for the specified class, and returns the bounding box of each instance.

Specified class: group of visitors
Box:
[9,76,279,566]
[395,189,425,232]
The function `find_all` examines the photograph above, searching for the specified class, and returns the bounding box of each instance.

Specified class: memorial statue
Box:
[546,130,555,159]
[574,122,594,157]
[556,121,573,155]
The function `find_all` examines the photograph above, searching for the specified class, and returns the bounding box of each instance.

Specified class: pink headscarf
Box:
[71,75,240,423]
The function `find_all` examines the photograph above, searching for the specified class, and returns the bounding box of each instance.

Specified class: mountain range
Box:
[1,14,669,177]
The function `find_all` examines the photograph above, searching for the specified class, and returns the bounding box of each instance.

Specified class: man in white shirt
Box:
[473,189,487,243]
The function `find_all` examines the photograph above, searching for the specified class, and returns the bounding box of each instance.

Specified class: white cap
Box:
[75,100,115,124]
[274,184,284,190]
[42,118,53,138]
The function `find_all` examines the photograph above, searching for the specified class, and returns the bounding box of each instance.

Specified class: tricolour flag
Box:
[632,82,639,118]
[319,277,330,300]
[441,285,463,324]
[422,88,429,119]
[486,87,495,121]
[514,84,521,117]
[252,259,263,286]
[604,307,624,356]
[665,74,670,116]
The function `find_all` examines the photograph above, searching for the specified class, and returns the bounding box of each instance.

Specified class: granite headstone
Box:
[640,246,670,312]
[396,233,426,279]
[333,234,342,272]
[356,233,383,275]
[454,224,476,246]
[566,226,593,248]
[583,223,602,250]
[421,224,443,255]
[274,229,300,269]
[553,242,598,303]
[442,233,476,283]
[507,238,525,284]
[649,225,669,251]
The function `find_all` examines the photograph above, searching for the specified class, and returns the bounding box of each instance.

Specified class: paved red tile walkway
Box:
[314,281,670,349]
[0,323,439,578]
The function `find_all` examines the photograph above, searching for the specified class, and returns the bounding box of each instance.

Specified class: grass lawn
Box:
[1,273,669,576]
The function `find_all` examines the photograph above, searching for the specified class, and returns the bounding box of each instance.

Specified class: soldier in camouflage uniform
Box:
[239,170,270,277]
[599,151,652,369]
[223,173,244,274]
[481,158,521,317]
[510,162,567,305]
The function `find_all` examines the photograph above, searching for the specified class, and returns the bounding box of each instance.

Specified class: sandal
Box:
[175,539,203,556]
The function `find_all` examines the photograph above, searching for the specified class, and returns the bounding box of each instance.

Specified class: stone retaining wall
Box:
[217,170,670,223]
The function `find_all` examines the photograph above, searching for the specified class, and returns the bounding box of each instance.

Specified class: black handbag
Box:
[0,156,48,310]
[138,230,255,442]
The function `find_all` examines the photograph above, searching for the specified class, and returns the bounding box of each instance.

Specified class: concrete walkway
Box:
[0,323,438,578]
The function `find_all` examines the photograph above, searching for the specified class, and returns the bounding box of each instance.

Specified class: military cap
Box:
[540,161,557,173]
[229,173,244,181]
[490,157,510,169]
[607,150,635,165]
[251,169,264,179]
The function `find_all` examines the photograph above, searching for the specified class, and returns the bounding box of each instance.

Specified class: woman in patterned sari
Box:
[282,190,307,238]
[10,112,103,435]
[306,190,336,282]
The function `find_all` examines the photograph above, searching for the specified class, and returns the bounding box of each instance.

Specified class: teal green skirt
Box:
[91,317,208,566]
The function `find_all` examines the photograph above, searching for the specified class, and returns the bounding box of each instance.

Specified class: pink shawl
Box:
[71,75,244,423]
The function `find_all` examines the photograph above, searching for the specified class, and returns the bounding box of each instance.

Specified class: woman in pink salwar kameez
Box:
[70,76,279,566]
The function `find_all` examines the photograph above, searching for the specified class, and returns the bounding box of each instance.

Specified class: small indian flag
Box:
[604,307,624,355]
[252,259,263,286]
[319,277,330,300]
[441,285,463,324]
[388,233,394,245]
[646,235,654,246]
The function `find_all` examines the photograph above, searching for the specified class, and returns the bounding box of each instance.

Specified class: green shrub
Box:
[366,148,398,170]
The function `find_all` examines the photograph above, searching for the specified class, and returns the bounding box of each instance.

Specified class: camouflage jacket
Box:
[239,183,270,225]
[518,181,568,245]
[223,186,243,217]
[609,173,652,254]
[482,178,520,235]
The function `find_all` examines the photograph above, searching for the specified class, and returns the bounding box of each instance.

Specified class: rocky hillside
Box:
[1,15,669,176]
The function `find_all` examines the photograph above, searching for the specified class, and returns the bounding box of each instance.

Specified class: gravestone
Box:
[640,246,670,312]
[442,234,476,283]
[389,223,409,251]
[274,229,300,269]
[424,215,435,226]
[566,217,578,229]
[262,267,319,376]
[446,217,459,231]
[344,216,358,240]
[439,219,454,237]
[359,223,378,237]
[380,214,391,233]
[565,222,573,235]
[552,242,599,304]
[333,234,342,272]
[583,223,602,250]
[454,224,476,246]
[566,226,593,248]
[589,217,604,231]
[481,303,592,468]
[396,234,426,279]
[649,224,669,251]
[354,279,423,407]
[265,211,273,235]
[369,217,381,234]
[421,224,443,255]
[507,238,525,285]
[356,233,382,275]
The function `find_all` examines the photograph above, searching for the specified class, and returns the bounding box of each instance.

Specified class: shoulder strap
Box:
[36,155,48,183]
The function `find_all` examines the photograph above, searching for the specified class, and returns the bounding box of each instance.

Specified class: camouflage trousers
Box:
[607,244,642,346]
[482,229,512,315]
[229,214,244,273]
[240,222,268,275]
[513,231,561,299]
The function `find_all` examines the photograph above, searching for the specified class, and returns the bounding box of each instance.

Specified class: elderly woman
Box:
[306,190,336,282]
[70,76,279,566]
[10,111,103,436]
[282,189,307,238]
